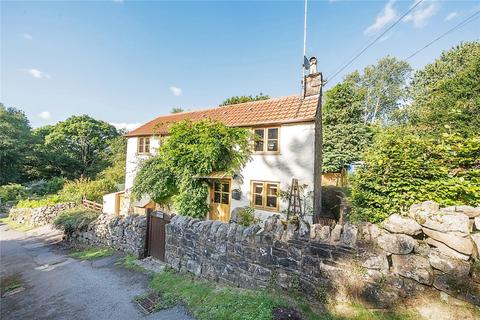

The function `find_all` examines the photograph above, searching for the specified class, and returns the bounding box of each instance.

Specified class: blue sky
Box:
[1,0,479,130]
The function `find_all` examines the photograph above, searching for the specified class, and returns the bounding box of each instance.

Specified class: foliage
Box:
[407,41,480,136]
[235,206,259,227]
[354,56,412,124]
[0,104,33,184]
[133,120,251,218]
[44,115,119,179]
[54,207,100,234]
[60,178,117,203]
[170,107,184,114]
[351,128,480,222]
[16,194,65,208]
[115,254,150,273]
[26,177,66,197]
[322,80,372,172]
[68,247,114,260]
[350,42,480,223]
[0,184,29,202]
[220,93,269,106]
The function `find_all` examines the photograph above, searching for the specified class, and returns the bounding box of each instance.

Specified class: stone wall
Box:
[68,214,147,257]
[9,202,76,226]
[165,201,480,307]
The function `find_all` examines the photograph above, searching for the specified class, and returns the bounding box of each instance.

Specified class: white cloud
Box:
[404,1,438,28]
[28,69,50,79]
[364,0,397,35]
[23,33,33,40]
[445,11,458,21]
[38,111,51,119]
[110,122,141,131]
[169,86,182,96]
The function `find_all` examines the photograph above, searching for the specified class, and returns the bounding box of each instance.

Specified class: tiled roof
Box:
[125,95,319,137]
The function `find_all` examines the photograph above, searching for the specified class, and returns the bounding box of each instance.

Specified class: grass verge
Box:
[0,217,34,232]
[115,254,150,274]
[69,247,114,260]
[149,270,419,320]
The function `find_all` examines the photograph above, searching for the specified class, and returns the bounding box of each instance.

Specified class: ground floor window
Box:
[251,180,280,211]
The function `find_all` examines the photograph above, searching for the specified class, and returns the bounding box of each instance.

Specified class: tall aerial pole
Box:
[302,0,308,82]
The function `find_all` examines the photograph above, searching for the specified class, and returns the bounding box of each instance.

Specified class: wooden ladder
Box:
[287,178,302,220]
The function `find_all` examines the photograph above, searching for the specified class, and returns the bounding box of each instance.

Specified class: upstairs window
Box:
[137,137,150,154]
[251,181,280,211]
[253,127,279,153]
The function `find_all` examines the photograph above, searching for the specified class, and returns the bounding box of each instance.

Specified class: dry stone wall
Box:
[165,201,480,307]
[68,214,147,257]
[9,202,76,227]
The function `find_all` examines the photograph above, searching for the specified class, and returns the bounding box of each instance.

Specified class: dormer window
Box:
[253,127,279,153]
[137,137,150,154]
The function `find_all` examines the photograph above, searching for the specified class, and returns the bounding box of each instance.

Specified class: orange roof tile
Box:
[125,95,319,137]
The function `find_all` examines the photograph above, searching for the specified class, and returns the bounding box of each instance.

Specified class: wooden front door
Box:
[209,179,231,222]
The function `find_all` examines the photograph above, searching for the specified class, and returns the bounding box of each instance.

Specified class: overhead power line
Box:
[405,9,480,60]
[325,0,425,84]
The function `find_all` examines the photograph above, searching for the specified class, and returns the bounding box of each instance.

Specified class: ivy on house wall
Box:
[132,120,251,219]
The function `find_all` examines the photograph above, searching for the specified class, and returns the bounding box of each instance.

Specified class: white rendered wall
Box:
[102,192,116,215]
[124,136,161,191]
[231,122,315,220]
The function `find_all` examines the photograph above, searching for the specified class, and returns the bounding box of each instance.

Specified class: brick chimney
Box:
[303,56,321,98]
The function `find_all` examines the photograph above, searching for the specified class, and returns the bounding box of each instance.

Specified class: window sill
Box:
[252,206,279,212]
[252,152,281,156]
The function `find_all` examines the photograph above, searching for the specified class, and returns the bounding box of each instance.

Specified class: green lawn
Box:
[69,247,114,260]
[148,270,418,320]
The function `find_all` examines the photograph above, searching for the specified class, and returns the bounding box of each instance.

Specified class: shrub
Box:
[16,194,64,208]
[60,177,116,203]
[350,128,480,222]
[54,207,99,234]
[236,207,259,227]
[26,177,66,197]
[0,183,29,202]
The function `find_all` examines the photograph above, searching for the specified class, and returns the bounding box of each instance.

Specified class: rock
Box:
[475,217,480,231]
[311,224,330,241]
[381,214,422,236]
[298,219,310,239]
[330,224,342,242]
[318,226,331,241]
[455,205,480,218]
[426,238,470,261]
[414,241,431,256]
[472,233,480,257]
[340,223,358,247]
[408,201,439,223]
[422,212,470,234]
[362,255,389,271]
[391,254,433,285]
[428,248,470,276]
[282,223,296,241]
[422,227,473,255]
[377,234,417,255]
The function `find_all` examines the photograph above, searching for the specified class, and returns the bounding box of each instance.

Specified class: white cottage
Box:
[103,70,323,222]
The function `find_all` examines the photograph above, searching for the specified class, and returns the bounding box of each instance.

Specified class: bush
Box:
[26,177,66,197]
[0,183,29,202]
[236,207,259,227]
[350,128,480,223]
[60,177,116,203]
[16,194,64,208]
[54,207,99,234]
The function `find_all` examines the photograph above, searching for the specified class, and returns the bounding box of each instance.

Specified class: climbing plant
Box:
[132,120,251,218]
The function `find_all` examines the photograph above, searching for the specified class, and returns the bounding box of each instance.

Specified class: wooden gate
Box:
[145,211,171,261]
